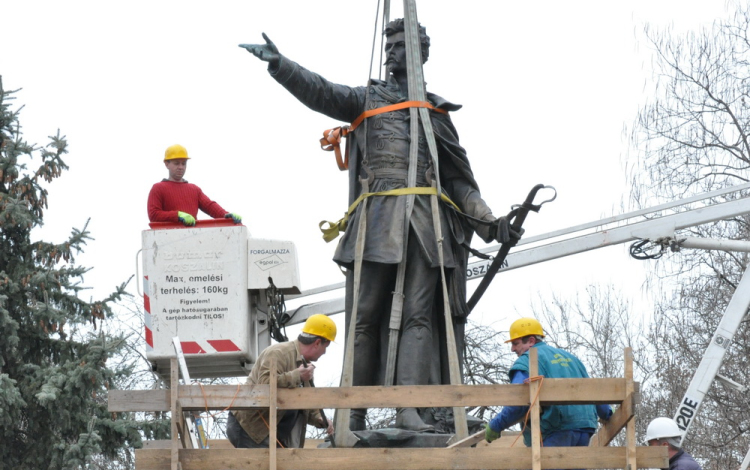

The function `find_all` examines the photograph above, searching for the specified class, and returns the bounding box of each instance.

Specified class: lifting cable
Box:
[629,239,666,260]
[266,277,289,343]
[368,0,387,82]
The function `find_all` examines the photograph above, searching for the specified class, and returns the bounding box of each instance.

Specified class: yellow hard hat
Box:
[505,317,545,343]
[164,144,190,161]
[301,314,337,342]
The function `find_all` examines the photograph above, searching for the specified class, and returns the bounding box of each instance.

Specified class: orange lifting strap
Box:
[319,100,448,171]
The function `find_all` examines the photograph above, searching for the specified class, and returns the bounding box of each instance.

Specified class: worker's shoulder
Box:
[536,341,572,355]
[150,179,194,188]
[264,340,293,352]
[262,340,297,356]
[510,353,530,371]
[539,343,586,364]
[673,450,702,470]
[253,341,289,369]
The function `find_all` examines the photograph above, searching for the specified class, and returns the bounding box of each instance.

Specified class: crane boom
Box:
[671,263,750,443]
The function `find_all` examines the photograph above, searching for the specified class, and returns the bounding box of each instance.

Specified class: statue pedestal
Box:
[323,413,486,448]
[348,428,453,448]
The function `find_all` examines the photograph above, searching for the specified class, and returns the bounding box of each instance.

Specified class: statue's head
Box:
[383,19,430,64]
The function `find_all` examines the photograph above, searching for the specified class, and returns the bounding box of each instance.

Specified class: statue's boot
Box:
[349,408,366,432]
[349,333,377,432]
[395,326,434,432]
[396,407,434,432]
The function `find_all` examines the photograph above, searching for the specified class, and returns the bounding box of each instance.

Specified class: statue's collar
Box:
[368,76,462,112]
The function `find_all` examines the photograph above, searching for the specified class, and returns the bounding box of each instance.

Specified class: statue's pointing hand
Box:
[239,33,280,71]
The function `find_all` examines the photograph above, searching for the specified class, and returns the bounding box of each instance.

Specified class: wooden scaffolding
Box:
[107,347,667,470]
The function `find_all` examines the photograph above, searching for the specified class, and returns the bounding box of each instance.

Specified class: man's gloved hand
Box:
[177,211,196,226]
[225,212,242,224]
[298,362,315,382]
[485,424,501,443]
[490,215,524,244]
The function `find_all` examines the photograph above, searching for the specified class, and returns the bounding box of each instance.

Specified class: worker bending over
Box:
[227,314,336,448]
[147,144,241,226]
[646,417,702,469]
[485,318,612,466]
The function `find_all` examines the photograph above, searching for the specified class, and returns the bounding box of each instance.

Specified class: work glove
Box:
[484,424,501,443]
[490,215,524,244]
[225,212,242,224]
[177,211,196,226]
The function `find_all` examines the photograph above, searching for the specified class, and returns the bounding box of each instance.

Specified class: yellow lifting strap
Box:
[319,187,460,242]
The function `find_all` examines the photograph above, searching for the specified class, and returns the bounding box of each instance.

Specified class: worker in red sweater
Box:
[147,144,242,226]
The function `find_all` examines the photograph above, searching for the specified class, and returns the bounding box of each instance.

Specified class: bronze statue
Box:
[240,19,519,432]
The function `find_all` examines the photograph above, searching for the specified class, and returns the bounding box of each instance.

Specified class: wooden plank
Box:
[109,390,171,412]
[108,385,266,412]
[142,439,321,450]
[170,358,179,470]
[537,378,629,404]
[589,391,635,447]
[447,430,484,449]
[175,400,190,450]
[135,446,669,470]
[143,440,175,450]
[143,440,233,450]
[448,430,525,449]
[110,379,630,412]
[528,348,541,470]
[279,381,629,408]
[625,347,637,469]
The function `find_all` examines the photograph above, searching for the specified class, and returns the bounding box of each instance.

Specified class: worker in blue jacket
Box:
[485,318,612,455]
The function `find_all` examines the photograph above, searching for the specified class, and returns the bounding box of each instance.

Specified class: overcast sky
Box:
[2,1,733,384]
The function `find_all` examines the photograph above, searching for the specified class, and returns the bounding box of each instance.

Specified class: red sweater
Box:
[147,180,228,222]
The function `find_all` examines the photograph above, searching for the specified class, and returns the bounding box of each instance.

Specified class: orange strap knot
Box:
[320,100,448,171]
[509,375,545,448]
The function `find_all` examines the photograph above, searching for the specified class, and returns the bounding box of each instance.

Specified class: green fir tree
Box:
[0,77,167,470]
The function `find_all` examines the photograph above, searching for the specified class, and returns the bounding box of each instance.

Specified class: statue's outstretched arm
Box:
[239,32,280,71]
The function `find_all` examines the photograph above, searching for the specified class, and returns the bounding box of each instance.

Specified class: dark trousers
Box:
[541,430,593,470]
[227,410,305,448]
[351,231,441,389]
